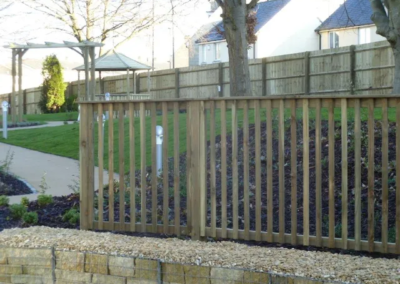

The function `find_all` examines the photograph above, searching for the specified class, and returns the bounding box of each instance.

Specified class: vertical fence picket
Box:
[174,102,180,236]
[210,101,217,238]
[243,101,250,240]
[279,99,285,243]
[255,100,261,241]
[108,103,114,229]
[328,100,335,248]
[354,99,361,251]
[140,102,146,232]
[315,99,322,246]
[80,104,89,230]
[151,103,157,232]
[341,99,348,249]
[129,103,136,231]
[291,99,297,245]
[397,99,400,254]
[162,102,169,233]
[186,103,192,234]
[221,100,227,238]
[303,99,309,246]
[368,99,375,252]
[87,105,95,230]
[118,103,125,229]
[98,104,104,230]
[382,99,388,253]
[232,100,239,239]
[200,101,207,237]
[266,100,273,242]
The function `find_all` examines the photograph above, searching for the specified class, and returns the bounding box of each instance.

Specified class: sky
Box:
[0,0,212,71]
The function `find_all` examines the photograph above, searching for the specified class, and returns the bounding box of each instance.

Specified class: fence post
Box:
[187,101,206,240]
[79,103,95,230]
[175,68,180,98]
[350,45,356,94]
[23,89,27,115]
[218,63,224,97]
[262,58,267,96]
[304,52,310,95]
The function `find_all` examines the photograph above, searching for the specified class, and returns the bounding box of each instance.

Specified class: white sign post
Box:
[2,101,9,139]
[156,126,163,175]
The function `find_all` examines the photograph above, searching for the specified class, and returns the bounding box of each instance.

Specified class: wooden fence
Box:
[0,40,396,114]
[80,93,400,254]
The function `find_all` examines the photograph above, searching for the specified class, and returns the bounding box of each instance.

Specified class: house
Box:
[315,0,385,49]
[190,0,343,66]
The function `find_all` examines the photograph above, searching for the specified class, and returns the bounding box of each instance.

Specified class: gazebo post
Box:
[127,68,130,96]
[133,71,136,95]
[147,70,150,94]
[99,71,104,95]
[11,49,16,123]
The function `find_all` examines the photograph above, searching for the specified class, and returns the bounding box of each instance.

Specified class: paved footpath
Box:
[0,121,71,131]
[0,143,117,204]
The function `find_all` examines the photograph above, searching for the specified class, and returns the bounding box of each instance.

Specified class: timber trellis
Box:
[0,40,396,114]
[81,93,400,255]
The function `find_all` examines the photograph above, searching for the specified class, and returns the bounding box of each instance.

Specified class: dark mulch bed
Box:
[0,172,32,196]
[0,194,79,232]
[2,122,41,128]
[98,118,397,244]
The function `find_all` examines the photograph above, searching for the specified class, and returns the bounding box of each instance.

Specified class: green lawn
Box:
[6,112,79,122]
[0,107,395,173]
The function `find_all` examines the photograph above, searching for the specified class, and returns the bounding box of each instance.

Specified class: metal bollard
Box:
[156,125,163,176]
[2,101,9,139]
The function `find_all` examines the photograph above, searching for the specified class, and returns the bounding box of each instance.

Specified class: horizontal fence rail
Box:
[80,94,400,254]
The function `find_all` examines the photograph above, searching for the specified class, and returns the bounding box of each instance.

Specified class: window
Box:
[215,43,221,61]
[329,32,339,48]
[359,27,371,44]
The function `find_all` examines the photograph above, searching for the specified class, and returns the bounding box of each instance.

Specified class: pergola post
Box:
[89,47,96,101]
[11,49,16,123]
[83,47,90,101]
[18,50,25,122]
[133,71,136,95]
[78,71,81,99]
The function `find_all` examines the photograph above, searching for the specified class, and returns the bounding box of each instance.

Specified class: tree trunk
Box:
[370,0,400,93]
[392,43,400,94]
[222,3,252,97]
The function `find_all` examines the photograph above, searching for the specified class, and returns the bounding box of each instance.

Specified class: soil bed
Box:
[1,226,400,283]
[0,172,32,196]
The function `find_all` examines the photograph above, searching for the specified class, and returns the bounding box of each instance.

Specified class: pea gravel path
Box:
[0,227,399,283]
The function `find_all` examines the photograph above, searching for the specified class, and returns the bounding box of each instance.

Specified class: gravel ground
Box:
[0,227,399,283]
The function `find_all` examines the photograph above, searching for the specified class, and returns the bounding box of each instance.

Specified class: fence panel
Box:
[80,94,400,254]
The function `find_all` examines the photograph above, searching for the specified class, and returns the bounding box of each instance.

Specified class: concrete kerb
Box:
[0,245,355,284]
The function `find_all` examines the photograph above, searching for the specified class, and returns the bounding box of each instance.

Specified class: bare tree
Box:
[18,0,193,56]
[370,0,400,93]
[215,0,259,97]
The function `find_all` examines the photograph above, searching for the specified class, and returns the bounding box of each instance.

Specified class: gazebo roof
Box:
[74,49,151,71]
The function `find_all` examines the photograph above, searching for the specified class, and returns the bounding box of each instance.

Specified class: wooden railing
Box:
[79,94,400,254]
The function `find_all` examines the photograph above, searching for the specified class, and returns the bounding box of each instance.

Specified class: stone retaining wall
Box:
[0,246,347,284]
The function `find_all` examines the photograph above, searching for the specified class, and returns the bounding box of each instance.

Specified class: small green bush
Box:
[37,194,53,207]
[9,204,27,220]
[0,195,9,206]
[62,208,79,225]
[21,197,30,207]
[22,212,38,225]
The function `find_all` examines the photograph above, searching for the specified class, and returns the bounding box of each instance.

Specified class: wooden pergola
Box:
[3,41,103,123]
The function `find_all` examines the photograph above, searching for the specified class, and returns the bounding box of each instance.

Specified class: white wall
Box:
[256,0,341,58]
[320,26,385,49]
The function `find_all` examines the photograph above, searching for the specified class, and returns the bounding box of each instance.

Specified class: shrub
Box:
[21,197,29,207]
[9,204,27,220]
[62,208,80,225]
[22,212,38,225]
[38,54,67,113]
[60,95,78,113]
[37,194,53,207]
[0,195,9,206]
